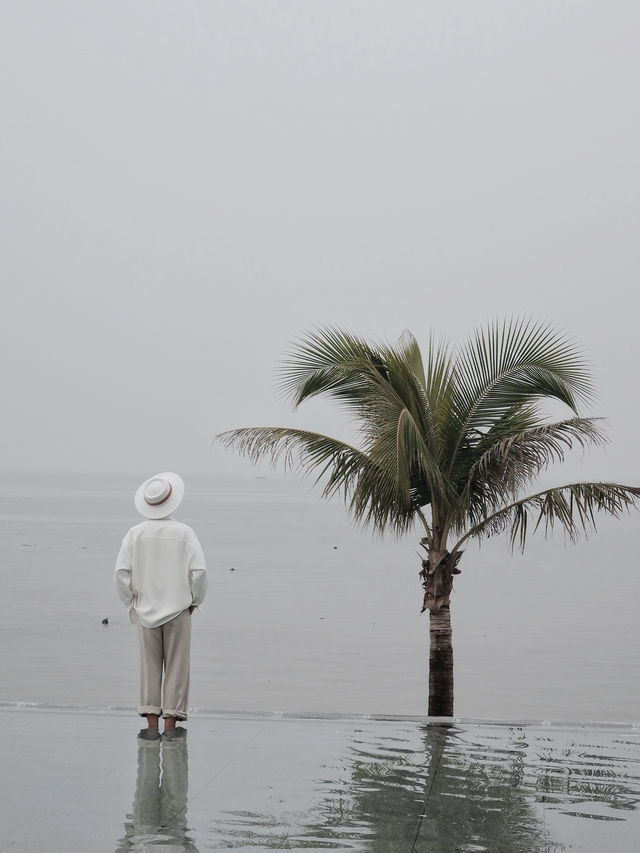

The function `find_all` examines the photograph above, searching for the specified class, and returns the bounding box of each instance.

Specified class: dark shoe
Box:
[137,727,161,740]
[163,727,187,740]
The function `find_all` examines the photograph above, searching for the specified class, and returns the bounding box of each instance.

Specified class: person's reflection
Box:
[115,731,199,852]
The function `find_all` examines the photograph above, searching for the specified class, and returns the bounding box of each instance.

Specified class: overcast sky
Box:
[2,1,639,485]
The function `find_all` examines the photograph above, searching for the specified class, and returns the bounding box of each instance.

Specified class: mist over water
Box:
[1,472,638,722]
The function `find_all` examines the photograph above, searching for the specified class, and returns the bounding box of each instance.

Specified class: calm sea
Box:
[1,471,638,723]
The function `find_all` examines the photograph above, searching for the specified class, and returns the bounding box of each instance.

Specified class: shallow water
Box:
[203,720,640,852]
[1,471,639,722]
[2,708,640,852]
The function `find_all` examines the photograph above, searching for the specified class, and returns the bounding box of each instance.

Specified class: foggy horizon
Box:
[2,2,639,486]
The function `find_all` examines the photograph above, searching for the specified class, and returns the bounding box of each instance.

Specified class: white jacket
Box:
[114,517,208,628]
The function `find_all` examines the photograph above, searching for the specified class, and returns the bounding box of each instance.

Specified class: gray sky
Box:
[2,1,639,484]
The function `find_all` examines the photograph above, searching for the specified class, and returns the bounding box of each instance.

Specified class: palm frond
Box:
[404,334,455,454]
[452,481,640,552]
[448,403,540,490]
[346,461,419,536]
[446,319,594,470]
[279,328,436,438]
[392,330,426,389]
[217,426,365,485]
[278,327,384,408]
[216,426,419,535]
[423,334,455,424]
[276,327,450,506]
[462,417,607,518]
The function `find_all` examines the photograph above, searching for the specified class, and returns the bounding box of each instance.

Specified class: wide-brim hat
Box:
[134,472,185,519]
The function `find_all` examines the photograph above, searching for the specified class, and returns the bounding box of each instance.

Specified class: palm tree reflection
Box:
[209,725,558,850]
[344,725,639,851]
[209,723,640,850]
[115,733,199,852]
[314,725,559,852]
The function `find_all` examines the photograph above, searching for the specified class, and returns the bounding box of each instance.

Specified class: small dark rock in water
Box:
[230,567,235,571]
[102,617,109,625]
[333,546,338,550]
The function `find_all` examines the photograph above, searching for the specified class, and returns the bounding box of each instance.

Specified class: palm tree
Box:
[218,319,640,716]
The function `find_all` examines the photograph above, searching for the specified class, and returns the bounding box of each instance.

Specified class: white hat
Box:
[134,472,185,519]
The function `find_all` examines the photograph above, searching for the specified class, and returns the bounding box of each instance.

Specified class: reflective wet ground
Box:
[1,708,639,852]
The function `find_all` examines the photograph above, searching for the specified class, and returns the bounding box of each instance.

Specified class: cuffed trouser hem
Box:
[162,709,188,721]
[138,705,162,717]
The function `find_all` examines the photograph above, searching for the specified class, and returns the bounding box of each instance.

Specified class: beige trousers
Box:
[137,608,191,720]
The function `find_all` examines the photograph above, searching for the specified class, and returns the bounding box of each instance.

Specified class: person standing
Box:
[114,472,208,739]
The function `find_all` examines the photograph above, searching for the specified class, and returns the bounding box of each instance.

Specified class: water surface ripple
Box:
[205,721,640,852]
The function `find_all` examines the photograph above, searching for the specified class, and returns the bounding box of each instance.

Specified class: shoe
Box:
[137,727,161,740]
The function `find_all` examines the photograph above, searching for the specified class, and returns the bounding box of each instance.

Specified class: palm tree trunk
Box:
[428,604,454,716]
[421,547,458,717]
